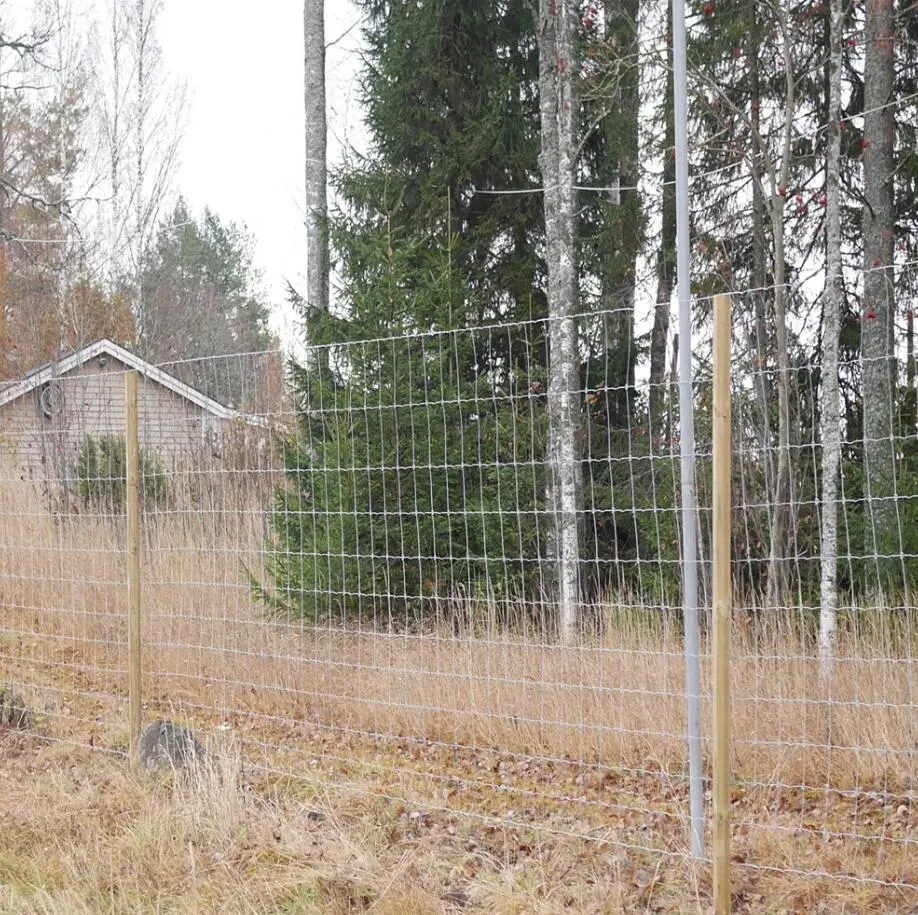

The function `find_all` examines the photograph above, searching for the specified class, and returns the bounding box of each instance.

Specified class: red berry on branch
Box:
[704,2,714,15]
[866,310,877,321]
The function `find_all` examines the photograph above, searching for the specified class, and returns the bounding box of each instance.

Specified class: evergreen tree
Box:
[137,199,274,407]
[266,1,551,623]
[265,0,677,625]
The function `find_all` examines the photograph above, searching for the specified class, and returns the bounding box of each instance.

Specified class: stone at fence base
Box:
[137,719,207,772]
[0,688,31,730]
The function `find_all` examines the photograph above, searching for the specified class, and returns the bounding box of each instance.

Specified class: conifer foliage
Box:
[265,0,917,627]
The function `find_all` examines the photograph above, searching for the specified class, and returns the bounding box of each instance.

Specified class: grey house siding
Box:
[0,348,234,489]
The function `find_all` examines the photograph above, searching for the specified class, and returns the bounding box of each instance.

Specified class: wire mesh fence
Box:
[1,305,917,904]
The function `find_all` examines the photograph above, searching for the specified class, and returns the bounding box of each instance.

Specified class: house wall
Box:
[0,355,231,488]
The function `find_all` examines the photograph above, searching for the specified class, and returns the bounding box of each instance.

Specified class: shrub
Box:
[77,435,170,513]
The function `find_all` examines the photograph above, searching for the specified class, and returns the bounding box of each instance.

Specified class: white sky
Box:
[158,0,366,347]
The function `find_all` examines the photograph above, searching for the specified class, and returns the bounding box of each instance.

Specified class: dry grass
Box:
[0,728,711,914]
[2,471,918,911]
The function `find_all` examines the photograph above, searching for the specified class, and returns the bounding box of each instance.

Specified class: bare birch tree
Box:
[129,0,182,351]
[45,0,93,346]
[819,0,844,674]
[88,0,131,280]
[86,0,183,340]
[304,0,328,367]
[539,0,581,644]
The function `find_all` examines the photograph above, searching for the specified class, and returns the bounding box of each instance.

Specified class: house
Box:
[0,339,267,490]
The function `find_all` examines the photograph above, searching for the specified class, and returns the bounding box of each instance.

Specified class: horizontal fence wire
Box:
[1,302,917,903]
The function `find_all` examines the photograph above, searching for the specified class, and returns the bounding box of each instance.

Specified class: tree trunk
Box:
[764,12,796,611]
[539,0,582,644]
[764,213,792,610]
[668,331,679,454]
[134,0,149,347]
[304,0,329,362]
[108,0,126,284]
[861,0,896,598]
[601,0,640,431]
[749,0,774,540]
[650,20,674,442]
[819,0,843,675]
[908,308,915,393]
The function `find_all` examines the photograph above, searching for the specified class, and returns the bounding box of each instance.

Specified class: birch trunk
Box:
[861,0,896,599]
[104,0,128,284]
[819,0,843,675]
[539,0,582,644]
[133,0,150,345]
[304,0,329,362]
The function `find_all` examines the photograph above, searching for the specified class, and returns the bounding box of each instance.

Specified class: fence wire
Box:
[1,303,917,903]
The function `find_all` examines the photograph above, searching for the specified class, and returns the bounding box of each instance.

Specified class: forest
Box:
[266,0,916,649]
[0,0,910,645]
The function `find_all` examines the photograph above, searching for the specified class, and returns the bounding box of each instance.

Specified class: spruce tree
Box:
[266,1,552,623]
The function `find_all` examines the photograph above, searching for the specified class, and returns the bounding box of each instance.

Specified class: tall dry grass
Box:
[1,465,917,831]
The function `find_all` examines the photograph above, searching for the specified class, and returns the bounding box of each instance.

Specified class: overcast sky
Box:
[158,1,366,346]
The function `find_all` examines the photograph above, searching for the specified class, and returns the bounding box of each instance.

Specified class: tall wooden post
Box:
[125,371,142,749]
[712,293,733,912]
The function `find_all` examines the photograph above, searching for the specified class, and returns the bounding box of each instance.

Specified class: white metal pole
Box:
[712,293,733,911]
[672,0,705,860]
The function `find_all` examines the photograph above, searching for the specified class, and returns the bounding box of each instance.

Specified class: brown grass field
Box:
[2,472,918,912]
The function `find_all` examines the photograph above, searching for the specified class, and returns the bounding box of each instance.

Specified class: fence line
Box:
[0,311,917,907]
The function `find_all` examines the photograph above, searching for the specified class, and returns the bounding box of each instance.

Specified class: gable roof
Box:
[0,339,241,421]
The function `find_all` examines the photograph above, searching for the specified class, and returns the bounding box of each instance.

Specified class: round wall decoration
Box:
[38,381,65,418]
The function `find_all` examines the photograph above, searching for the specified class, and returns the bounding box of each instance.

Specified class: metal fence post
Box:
[712,293,733,912]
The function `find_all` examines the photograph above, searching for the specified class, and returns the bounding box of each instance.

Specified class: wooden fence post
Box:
[712,293,733,912]
[125,371,142,750]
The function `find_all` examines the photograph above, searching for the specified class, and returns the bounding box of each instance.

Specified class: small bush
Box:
[77,434,170,512]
